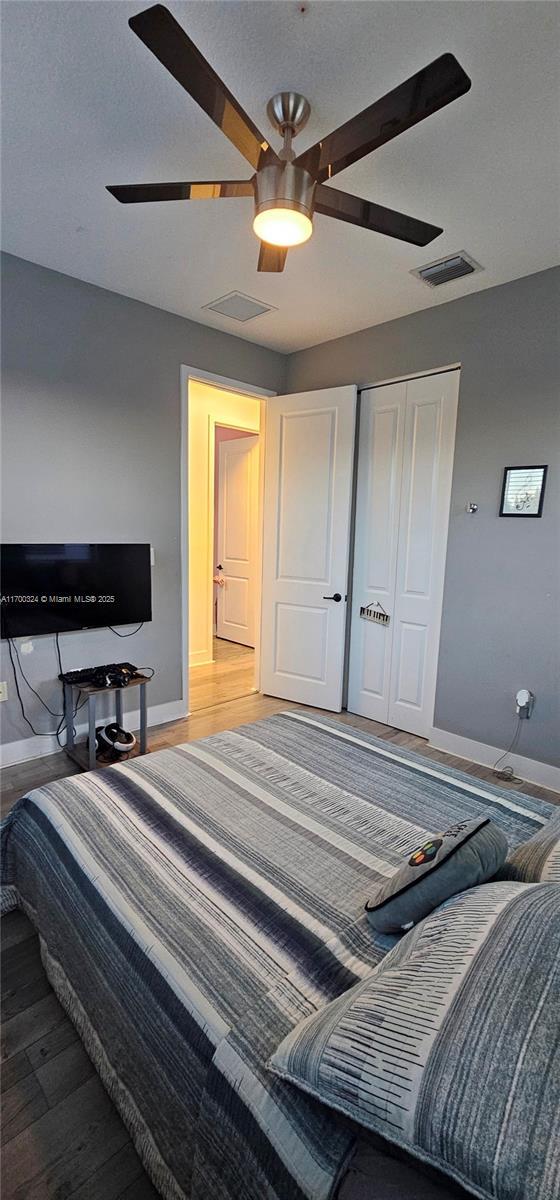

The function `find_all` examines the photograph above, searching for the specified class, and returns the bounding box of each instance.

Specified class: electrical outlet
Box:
[515,688,535,718]
[0,681,8,702]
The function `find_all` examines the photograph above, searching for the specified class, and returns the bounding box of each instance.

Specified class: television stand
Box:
[63,674,150,772]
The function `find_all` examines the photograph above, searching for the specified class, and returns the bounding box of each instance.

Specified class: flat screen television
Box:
[1,544,152,638]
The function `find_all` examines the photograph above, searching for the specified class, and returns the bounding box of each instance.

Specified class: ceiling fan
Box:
[107,4,471,273]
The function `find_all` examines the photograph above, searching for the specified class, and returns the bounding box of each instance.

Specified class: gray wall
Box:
[0,251,286,747]
[287,267,560,767]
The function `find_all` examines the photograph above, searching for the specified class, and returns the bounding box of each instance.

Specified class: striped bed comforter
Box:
[1,711,552,1200]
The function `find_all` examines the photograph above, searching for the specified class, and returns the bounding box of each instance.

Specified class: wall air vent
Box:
[411,252,482,288]
[202,291,277,322]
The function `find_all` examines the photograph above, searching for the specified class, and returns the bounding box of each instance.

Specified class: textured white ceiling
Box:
[1,1,559,352]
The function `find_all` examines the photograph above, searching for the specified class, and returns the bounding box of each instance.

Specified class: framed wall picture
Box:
[499,465,548,517]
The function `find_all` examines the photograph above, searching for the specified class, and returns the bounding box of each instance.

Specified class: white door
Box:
[347,381,407,724]
[348,370,459,737]
[216,434,259,646]
[261,386,357,709]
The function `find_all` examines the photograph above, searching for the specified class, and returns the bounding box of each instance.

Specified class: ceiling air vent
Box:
[411,252,482,288]
[202,291,276,323]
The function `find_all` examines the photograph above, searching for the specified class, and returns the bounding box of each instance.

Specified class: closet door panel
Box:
[347,384,406,721]
[388,372,459,736]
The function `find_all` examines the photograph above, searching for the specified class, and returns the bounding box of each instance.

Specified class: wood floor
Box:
[189,636,256,713]
[1,692,558,1199]
[1,911,159,1200]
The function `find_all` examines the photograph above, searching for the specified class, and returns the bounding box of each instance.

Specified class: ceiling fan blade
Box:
[295,54,471,182]
[315,183,442,246]
[107,180,254,203]
[257,242,288,272]
[128,5,275,171]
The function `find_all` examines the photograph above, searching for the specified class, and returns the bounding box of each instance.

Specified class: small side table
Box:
[63,674,150,772]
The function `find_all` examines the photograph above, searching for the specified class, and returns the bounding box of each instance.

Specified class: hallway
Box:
[189,637,256,713]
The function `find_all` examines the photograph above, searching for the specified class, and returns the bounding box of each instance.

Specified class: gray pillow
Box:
[502,807,560,882]
[269,882,560,1200]
[365,817,507,932]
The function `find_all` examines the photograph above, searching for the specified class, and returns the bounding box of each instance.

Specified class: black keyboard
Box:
[59,662,138,687]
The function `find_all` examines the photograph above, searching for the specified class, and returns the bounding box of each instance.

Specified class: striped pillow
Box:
[270,882,560,1200]
[503,807,560,882]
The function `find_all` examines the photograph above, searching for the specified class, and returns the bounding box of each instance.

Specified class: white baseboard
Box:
[189,650,213,667]
[429,727,560,793]
[0,699,188,769]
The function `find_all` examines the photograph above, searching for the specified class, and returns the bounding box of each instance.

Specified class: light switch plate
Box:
[0,682,8,702]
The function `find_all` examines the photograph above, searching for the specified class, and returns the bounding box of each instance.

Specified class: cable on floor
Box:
[493,717,523,783]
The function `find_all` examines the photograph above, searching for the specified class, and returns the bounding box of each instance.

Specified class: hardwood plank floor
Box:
[1,692,557,1198]
[2,1075,141,1200]
[189,636,256,712]
[0,914,158,1200]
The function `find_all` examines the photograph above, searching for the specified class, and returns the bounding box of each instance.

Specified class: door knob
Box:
[323,592,342,602]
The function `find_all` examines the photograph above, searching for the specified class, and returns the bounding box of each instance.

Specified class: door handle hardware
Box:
[323,593,342,602]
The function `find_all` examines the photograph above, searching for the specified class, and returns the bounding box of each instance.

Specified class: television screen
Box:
[1,544,152,638]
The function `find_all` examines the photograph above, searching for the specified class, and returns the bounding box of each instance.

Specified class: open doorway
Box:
[187,378,263,714]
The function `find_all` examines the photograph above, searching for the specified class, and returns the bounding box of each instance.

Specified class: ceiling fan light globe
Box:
[253,208,313,247]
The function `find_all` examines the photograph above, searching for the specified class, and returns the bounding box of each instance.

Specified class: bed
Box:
[1,711,553,1200]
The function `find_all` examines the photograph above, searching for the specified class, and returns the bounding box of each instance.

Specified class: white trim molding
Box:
[0,698,188,769]
[429,726,560,793]
[358,362,462,392]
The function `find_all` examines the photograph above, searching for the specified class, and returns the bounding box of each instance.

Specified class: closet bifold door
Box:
[347,370,459,737]
[347,382,407,723]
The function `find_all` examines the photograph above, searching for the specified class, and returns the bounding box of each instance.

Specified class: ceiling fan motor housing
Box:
[254,162,316,225]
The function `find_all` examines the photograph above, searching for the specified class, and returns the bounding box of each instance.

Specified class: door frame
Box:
[180,365,275,716]
[346,362,461,735]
